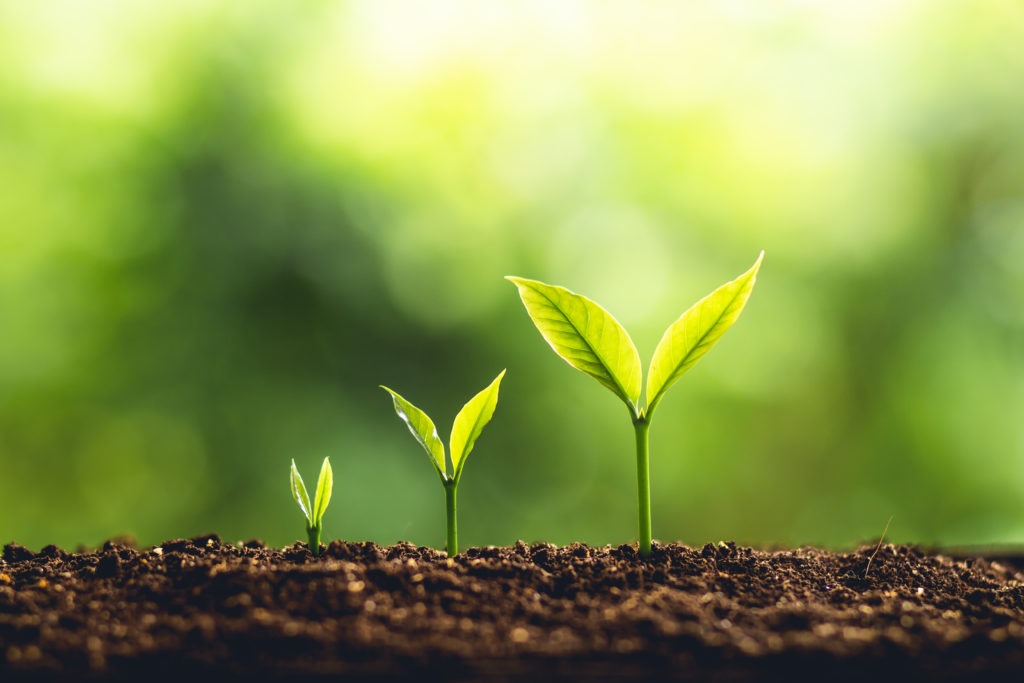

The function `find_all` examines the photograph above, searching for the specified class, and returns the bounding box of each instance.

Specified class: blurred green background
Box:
[2,1,1023,551]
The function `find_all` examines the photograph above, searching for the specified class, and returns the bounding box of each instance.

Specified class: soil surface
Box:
[2,537,1024,682]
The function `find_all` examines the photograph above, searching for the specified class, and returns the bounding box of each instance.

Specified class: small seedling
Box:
[381,370,506,556]
[864,516,894,579]
[290,457,333,557]
[507,252,763,556]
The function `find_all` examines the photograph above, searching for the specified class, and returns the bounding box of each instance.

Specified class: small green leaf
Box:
[313,456,333,525]
[646,251,763,415]
[381,385,448,480]
[290,459,312,524]
[450,370,505,481]
[506,277,642,413]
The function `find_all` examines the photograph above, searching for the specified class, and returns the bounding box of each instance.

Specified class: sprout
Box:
[382,370,506,556]
[290,457,333,557]
[507,252,763,556]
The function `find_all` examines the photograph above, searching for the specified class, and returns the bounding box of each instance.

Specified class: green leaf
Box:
[290,459,312,525]
[449,370,505,481]
[506,277,642,412]
[381,385,448,480]
[313,456,333,525]
[646,251,764,415]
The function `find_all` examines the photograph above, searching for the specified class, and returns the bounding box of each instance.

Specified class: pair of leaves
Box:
[382,370,506,484]
[507,251,763,419]
[291,457,333,528]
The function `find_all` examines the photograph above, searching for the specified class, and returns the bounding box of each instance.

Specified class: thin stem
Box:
[634,417,652,557]
[307,524,321,557]
[444,483,459,557]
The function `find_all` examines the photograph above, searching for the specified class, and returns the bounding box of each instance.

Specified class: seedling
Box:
[864,516,894,579]
[290,457,333,557]
[381,370,506,556]
[507,252,763,556]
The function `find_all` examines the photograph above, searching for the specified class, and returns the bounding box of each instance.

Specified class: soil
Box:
[2,537,1024,682]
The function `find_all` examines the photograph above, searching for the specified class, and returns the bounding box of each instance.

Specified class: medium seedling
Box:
[507,252,763,556]
[382,370,506,556]
[290,457,334,557]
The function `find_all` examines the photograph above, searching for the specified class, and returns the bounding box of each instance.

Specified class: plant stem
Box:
[444,483,459,557]
[307,524,321,557]
[634,417,652,557]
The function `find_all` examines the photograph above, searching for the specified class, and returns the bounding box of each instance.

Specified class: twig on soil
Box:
[864,515,894,579]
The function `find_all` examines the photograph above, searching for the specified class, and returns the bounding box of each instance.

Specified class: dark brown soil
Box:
[3,536,1024,682]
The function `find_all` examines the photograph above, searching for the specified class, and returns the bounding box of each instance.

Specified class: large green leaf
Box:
[381,386,448,480]
[313,456,333,524]
[450,370,505,481]
[646,251,763,415]
[290,459,312,525]
[506,277,642,412]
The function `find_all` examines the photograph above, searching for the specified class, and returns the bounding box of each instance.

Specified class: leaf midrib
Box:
[652,280,748,405]
[533,285,635,409]
[452,401,488,479]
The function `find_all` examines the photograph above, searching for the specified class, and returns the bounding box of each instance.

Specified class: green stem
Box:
[307,524,322,557]
[444,483,458,557]
[634,417,652,557]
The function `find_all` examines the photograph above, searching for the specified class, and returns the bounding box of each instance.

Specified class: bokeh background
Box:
[2,0,1023,551]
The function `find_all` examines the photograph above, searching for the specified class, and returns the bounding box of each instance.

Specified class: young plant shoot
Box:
[290,457,333,557]
[381,370,506,557]
[507,252,763,557]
